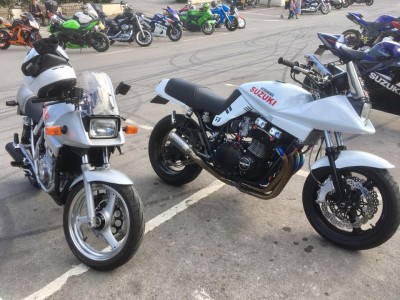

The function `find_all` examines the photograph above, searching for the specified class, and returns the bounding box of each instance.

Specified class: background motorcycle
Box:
[349,0,374,6]
[330,0,344,9]
[301,0,331,14]
[48,14,110,52]
[231,0,260,10]
[229,2,246,29]
[148,57,400,250]
[0,13,41,49]
[5,38,144,269]
[312,32,400,115]
[102,4,153,47]
[342,12,399,49]
[211,1,238,31]
[139,12,183,42]
[178,3,217,35]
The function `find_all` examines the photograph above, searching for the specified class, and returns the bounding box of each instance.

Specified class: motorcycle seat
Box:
[365,21,392,31]
[55,12,69,21]
[338,45,366,61]
[164,78,241,115]
[24,99,43,124]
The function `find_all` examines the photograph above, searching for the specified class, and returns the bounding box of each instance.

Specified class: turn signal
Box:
[124,125,138,134]
[45,126,62,136]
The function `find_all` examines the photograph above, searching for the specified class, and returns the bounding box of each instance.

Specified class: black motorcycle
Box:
[96,3,152,47]
[348,0,374,6]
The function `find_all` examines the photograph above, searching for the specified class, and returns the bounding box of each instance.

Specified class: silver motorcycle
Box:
[5,38,144,270]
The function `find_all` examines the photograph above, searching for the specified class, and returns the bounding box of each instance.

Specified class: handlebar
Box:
[278,57,297,68]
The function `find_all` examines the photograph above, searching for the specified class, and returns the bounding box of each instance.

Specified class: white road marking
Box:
[22,180,225,300]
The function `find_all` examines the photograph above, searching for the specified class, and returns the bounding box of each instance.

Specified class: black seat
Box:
[164,78,241,115]
[338,45,366,61]
[24,99,43,124]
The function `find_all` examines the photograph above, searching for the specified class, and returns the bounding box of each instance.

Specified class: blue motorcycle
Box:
[308,32,400,115]
[211,2,238,31]
[139,12,183,42]
[342,12,399,49]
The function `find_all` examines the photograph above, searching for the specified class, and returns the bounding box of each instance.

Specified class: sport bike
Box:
[5,38,144,269]
[148,59,400,250]
[0,13,41,50]
[178,3,218,35]
[301,0,331,14]
[311,32,400,115]
[48,14,110,52]
[139,12,183,42]
[211,1,239,31]
[343,12,399,49]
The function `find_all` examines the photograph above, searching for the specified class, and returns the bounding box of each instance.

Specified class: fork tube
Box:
[82,154,97,228]
[324,131,345,199]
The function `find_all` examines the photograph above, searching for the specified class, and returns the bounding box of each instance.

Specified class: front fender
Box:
[311,150,394,170]
[70,168,133,189]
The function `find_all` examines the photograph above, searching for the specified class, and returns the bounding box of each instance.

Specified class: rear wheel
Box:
[320,4,331,14]
[366,0,373,6]
[342,0,350,8]
[0,30,11,50]
[64,182,144,270]
[342,29,362,49]
[253,0,260,8]
[148,115,203,186]
[201,22,215,35]
[303,167,400,250]
[135,30,153,47]
[90,32,110,52]
[241,2,248,10]
[334,3,343,9]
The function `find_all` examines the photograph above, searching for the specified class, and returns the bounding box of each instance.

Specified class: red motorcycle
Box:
[0,13,42,50]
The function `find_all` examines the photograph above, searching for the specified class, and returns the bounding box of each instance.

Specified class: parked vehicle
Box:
[148,52,400,250]
[231,0,260,10]
[211,1,238,31]
[0,13,41,50]
[311,32,400,115]
[139,12,183,42]
[342,12,399,49]
[348,0,374,6]
[5,38,145,269]
[301,0,331,14]
[229,2,246,29]
[330,0,344,9]
[178,3,218,35]
[101,4,152,47]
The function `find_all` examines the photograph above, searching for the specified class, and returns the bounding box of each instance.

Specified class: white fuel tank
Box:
[239,81,314,113]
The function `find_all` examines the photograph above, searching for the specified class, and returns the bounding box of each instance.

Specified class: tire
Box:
[342,29,362,49]
[253,0,260,8]
[238,17,246,29]
[302,167,400,250]
[28,32,42,47]
[242,3,248,10]
[135,30,153,47]
[334,3,343,9]
[225,17,239,31]
[320,4,331,14]
[342,0,350,8]
[64,182,144,270]
[90,32,110,52]
[0,30,11,50]
[201,22,215,35]
[148,115,203,186]
[366,0,373,6]
[167,26,182,42]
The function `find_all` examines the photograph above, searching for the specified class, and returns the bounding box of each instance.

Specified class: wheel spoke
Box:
[103,191,117,217]
[76,215,90,226]
[100,227,120,251]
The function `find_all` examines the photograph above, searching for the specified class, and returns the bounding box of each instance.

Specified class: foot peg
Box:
[6,100,18,106]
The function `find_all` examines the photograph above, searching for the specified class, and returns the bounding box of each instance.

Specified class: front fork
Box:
[323,130,346,199]
[82,148,110,228]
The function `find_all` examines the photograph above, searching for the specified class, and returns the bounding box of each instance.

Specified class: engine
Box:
[212,116,298,183]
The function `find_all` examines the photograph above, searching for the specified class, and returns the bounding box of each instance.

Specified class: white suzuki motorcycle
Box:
[5,38,144,270]
[148,57,400,250]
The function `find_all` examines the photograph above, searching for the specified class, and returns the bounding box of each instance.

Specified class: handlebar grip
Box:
[278,57,296,68]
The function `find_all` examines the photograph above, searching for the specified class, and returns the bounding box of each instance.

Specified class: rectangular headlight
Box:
[360,102,372,126]
[89,119,118,138]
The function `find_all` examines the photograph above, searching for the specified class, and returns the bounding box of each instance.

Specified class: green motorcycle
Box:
[179,3,217,35]
[48,14,110,52]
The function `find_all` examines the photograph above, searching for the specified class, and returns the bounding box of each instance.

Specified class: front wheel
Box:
[302,167,400,250]
[201,22,215,35]
[167,26,183,42]
[64,182,144,270]
[320,4,331,14]
[148,115,203,186]
[342,0,350,7]
[342,29,362,49]
[334,3,343,9]
[238,17,246,29]
[366,0,373,6]
[0,30,11,50]
[225,17,239,31]
[90,32,110,52]
[135,30,153,47]
[253,0,260,8]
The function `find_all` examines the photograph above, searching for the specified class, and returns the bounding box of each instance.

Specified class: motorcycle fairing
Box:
[70,168,133,189]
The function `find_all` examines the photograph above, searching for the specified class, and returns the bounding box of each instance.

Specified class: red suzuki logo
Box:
[250,87,278,106]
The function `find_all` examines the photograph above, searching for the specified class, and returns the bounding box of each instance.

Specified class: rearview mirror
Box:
[115,82,131,95]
